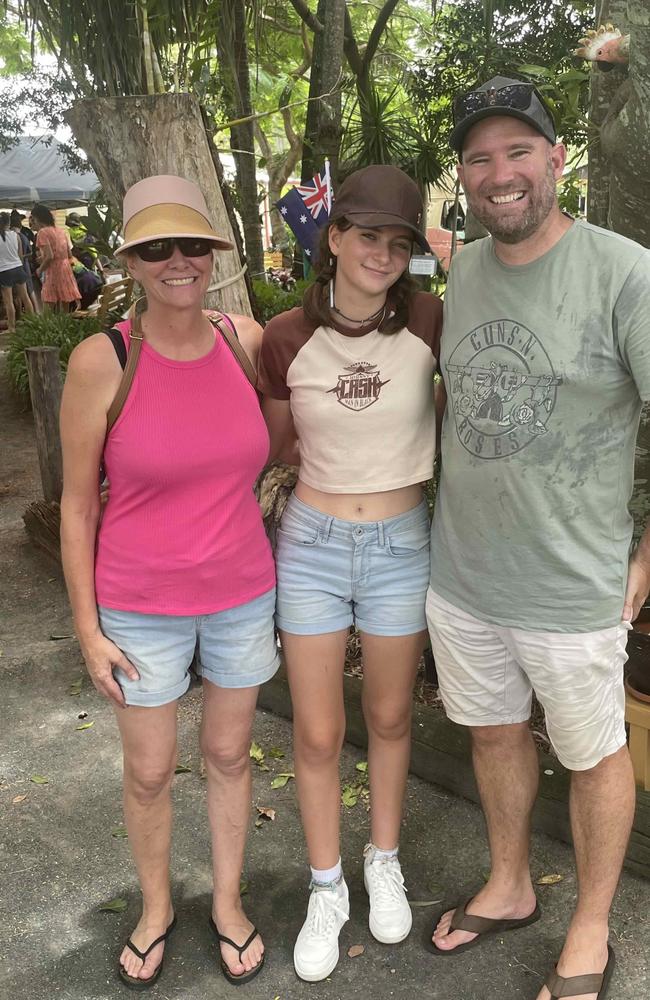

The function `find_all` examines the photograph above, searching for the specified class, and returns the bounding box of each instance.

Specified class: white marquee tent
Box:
[0,136,99,208]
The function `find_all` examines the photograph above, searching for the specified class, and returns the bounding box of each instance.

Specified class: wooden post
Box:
[25,347,63,503]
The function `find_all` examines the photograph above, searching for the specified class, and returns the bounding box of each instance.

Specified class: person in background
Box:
[0,212,34,332]
[66,211,105,278]
[31,203,80,312]
[10,210,39,312]
[259,165,443,982]
[71,256,103,310]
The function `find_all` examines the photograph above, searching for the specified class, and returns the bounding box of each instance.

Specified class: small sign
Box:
[409,254,437,275]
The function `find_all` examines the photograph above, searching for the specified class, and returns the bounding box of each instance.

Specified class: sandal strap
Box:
[545,969,605,998]
[216,925,260,959]
[125,916,176,963]
[450,899,506,935]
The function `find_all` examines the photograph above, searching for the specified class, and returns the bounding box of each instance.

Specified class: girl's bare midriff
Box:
[294,479,424,522]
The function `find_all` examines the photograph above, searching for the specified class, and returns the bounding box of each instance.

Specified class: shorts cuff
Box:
[441,706,532,728]
[122,674,191,707]
[553,735,628,772]
[276,615,352,636]
[355,616,427,637]
[201,652,281,689]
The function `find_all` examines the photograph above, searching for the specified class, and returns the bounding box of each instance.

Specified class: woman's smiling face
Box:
[127,242,214,308]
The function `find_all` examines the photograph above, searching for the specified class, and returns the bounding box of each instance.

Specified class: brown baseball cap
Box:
[330,165,431,253]
[115,174,233,256]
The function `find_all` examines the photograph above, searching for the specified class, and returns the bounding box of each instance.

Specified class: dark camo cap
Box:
[450,75,556,153]
[330,164,431,253]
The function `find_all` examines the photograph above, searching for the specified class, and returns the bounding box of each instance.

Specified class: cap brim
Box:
[339,211,432,253]
[115,232,233,256]
[450,107,556,152]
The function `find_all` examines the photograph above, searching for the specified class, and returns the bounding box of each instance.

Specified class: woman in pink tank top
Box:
[60,176,276,989]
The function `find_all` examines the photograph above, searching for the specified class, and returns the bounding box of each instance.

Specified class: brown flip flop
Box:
[425,896,541,956]
[543,944,615,999]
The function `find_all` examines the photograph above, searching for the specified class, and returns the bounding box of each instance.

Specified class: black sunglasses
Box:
[453,83,537,126]
[134,237,214,263]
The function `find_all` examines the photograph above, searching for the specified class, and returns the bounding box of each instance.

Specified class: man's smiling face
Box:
[458,117,566,245]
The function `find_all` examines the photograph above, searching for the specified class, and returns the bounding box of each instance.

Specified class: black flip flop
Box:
[118,914,177,990]
[544,944,615,999]
[425,897,541,956]
[209,916,265,986]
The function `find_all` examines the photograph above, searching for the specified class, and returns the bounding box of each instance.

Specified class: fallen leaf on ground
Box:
[355,761,368,774]
[174,764,192,774]
[239,880,249,896]
[99,896,128,912]
[347,944,365,958]
[69,678,83,696]
[271,773,294,789]
[537,874,563,885]
[111,826,128,839]
[249,741,265,764]
[341,785,358,808]
[409,898,443,907]
[76,721,94,731]
[50,633,74,640]
[12,795,27,804]
[256,806,276,821]
[29,775,48,785]
[268,747,285,760]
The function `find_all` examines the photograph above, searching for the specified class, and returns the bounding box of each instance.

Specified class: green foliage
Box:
[252,278,310,325]
[557,166,583,216]
[7,312,102,398]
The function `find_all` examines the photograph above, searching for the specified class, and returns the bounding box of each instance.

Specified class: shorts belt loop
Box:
[320,516,334,542]
[377,520,385,547]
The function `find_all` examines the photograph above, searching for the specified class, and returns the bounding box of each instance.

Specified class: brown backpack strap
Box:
[212,313,257,388]
[106,298,146,433]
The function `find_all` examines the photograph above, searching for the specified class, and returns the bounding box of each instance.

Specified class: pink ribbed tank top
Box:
[95,320,275,615]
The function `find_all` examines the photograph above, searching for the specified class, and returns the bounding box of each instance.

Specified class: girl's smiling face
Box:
[328,224,413,302]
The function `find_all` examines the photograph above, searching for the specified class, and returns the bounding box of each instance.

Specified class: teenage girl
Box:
[259,164,443,981]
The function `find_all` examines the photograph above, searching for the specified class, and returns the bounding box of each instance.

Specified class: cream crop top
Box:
[258,291,443,493]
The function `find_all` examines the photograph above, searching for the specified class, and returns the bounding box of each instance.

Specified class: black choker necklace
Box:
[332,301,387,327]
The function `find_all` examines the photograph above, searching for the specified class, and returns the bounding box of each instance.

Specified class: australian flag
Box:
[275,168,332,263]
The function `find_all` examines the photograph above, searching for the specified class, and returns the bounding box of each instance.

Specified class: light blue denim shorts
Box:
[97,587,279,707]
[275,495,430,637]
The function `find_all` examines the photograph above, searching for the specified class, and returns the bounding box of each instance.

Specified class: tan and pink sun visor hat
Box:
[115,174,234,256]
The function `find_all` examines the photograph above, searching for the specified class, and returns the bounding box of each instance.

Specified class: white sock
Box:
[371,845,399,861]
[311,859,343,885]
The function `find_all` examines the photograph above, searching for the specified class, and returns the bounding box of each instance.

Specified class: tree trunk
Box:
[66,93,253,316]
[599,0,650,247]
[313,0,345,175]
[300,0,328,184]
[216,0,265,281]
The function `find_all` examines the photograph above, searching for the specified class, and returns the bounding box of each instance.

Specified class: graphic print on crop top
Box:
[258,290,443,494]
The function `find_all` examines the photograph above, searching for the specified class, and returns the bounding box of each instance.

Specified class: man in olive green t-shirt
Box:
[426,77,650,1000]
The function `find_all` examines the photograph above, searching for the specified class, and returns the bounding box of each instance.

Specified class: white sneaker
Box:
[293,877,350,982]
[363,844,412,944]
